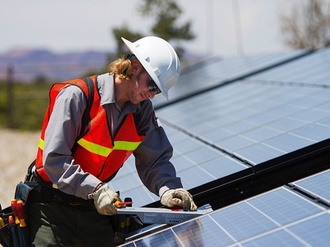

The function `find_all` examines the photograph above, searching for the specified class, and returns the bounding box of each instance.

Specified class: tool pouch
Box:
[0,182,34,247]
[0,205,13,247]
[15,182,33,204]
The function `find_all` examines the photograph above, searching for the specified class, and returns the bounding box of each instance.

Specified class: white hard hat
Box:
[121,36,181,99]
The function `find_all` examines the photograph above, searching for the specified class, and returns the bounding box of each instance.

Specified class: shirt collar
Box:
[96,73,141,113]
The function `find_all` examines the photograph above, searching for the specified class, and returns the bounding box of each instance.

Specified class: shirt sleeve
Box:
[133,100,183,197]
[43,85,101,199]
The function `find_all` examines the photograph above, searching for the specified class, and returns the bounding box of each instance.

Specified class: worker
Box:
[25,36,197,247]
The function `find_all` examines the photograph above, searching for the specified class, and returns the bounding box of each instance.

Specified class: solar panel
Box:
[121,182,329,246]
[152,51,307,107]
[156,55,330,165]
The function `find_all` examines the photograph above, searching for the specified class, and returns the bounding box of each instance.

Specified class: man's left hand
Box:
[161,188,197,211]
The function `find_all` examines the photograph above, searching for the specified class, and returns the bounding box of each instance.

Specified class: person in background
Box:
[26,36,197,247]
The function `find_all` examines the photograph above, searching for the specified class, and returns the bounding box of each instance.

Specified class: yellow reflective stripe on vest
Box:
[39,138,45,150]
[77,138,112,157]
[77,138,141,157]
[113,141,141,151]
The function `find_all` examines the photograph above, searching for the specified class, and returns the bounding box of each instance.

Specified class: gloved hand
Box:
[88,183,119,215]
[161,188,197,211]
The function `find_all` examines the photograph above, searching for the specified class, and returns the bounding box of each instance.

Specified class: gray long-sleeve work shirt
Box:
[43,73,182,199]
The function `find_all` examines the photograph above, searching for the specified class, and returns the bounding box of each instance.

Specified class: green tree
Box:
[280,0,330,50]
[112,25,144,58]
[111,0,194,56]
[139,0,195,42]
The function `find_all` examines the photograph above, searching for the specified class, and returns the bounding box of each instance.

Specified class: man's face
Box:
[128,67,159,104]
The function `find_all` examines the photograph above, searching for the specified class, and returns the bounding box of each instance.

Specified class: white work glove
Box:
[88,183,119,215]
[161,188,197,211]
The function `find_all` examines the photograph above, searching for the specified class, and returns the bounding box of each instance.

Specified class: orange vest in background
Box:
[35,76,145,182]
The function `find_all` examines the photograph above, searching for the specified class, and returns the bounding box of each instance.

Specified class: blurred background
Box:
[1,0,330,129]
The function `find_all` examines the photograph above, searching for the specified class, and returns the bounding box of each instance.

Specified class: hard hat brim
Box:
[121,37,169,99]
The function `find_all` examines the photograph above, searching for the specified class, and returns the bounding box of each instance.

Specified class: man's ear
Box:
[131,59,142,74]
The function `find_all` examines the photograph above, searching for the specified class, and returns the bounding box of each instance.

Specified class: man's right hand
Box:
[88,183,119,215]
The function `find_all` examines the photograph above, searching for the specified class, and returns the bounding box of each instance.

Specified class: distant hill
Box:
[0,48,206,83]
[0,49,111,82]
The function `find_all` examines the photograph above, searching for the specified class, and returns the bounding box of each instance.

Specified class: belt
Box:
[28,184,93,205]
[26,173,93,205]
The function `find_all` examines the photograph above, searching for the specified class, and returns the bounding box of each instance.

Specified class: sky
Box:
[1,0,299,57]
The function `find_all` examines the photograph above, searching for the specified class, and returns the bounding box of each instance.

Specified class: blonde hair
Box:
[107,56,134,81]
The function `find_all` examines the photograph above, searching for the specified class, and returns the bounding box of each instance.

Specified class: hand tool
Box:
[9,199,29,247]
[0,216,10,247]
[8,215,20,247]
[117,204,213,225]
[0,217,4,228]
[114,201,132,208]
[16,200,26,228]
[11,200,20,225]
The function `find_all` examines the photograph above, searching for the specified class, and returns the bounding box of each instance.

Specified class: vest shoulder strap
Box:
[78,76,95,140]
[71,76,95,153]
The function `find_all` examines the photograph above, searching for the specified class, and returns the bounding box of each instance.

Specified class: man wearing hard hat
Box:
[25,36,197,246]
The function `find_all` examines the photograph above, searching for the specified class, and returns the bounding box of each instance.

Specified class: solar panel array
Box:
[121,169,330,247]
[109,48,330,245]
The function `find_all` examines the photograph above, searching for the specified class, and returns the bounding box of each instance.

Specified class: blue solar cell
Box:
[267,117,308,132]
[293,169,330,204]
[268,104,304,117]
[134,227,181,247]
[291,108,330,123]
[234,143,285,165]
[171,155,198,172]
[291,124,330,142]
[178,166,216,188]
[109,172,142,192]
[201,128,233,143]
[244,112,283,126]
[242,126,281,142]
[165,129,190,144]
[199,156,249,178]
[222,121,256,134]
[219,135,257,151]
[173,138,206,155]
[288,213,330,246]
[319,117,330,127]
[317,102,330,112]
[172,216,235,246]
[262,134,314,153]
[247,188,323,225]
[241,230,304,247]
[210,202,278,241]
[181,146,223,164]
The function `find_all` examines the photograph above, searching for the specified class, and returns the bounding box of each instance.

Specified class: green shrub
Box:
[0,81,50,130]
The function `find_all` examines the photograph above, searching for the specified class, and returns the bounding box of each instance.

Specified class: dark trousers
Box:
[28,202,115,247]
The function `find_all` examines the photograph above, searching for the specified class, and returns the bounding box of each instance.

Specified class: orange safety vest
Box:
[35,76,145,182]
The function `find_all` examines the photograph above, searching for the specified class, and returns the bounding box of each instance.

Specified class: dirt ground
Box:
[0,129,40,209]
